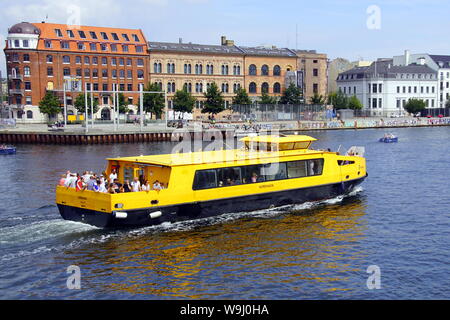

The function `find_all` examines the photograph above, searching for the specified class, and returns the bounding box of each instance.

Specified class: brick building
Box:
[4,22,149,123]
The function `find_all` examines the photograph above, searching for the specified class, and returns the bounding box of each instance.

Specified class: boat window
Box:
[193,170,217,190]
[338,160,355,166]
[287,161,308,178]
[242,165,265,184]
[308,159,324,176]
[217,167,242,187]
[279,143,295,151]
[261,163,287,181]
[123,167,134,182]
[294,142,311,150]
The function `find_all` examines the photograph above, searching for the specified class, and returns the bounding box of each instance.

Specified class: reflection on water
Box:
[55,195,368,299]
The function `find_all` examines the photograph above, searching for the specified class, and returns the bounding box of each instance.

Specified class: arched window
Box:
[249,64,257,76]
[27,110,33,119]
[249,82,257,93]
[261,82,269,94]
[63,56,70,64]
[273,65,281,76]
[261,65,269,76]
[171,82,175,92]
[154,63,158,73]
[167,82,171,93]
[274,82,281,93]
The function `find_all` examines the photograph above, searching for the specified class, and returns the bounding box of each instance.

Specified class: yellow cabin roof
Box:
[107,148,323,168]
[240,135,317,144]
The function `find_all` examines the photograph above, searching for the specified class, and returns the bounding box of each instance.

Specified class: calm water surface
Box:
[1,127,450,299]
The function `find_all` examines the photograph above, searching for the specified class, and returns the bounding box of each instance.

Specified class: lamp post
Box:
[84,82,88,134]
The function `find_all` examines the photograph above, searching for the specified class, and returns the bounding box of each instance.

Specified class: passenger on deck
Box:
[113,179,122,193]
[59,174,66,187]
[123,180,132,193]
[109,169,118,184]
[76,174,86,192]
[107,183,116,194]
[251,173,258,183]
[131,177,141,192]
[98,180,107,193]
[141,180,151,191]
[65,173,77,188]
[153,180,162,191]
[87,176,97,191]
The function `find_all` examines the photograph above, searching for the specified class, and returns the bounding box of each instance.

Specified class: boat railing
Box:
[346,146,365,157]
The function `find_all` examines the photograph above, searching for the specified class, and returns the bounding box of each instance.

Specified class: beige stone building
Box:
[148,37,328,118]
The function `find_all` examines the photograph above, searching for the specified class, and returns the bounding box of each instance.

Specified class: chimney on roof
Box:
[418,57,426,65]
[405,50,410,66]
[179,38,182,44]
[221,36,235,46]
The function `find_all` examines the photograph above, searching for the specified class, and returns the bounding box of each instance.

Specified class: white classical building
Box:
[337,55,438,117]
[394,51,450,109]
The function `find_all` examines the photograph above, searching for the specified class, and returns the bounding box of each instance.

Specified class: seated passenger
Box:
[142,180,151,191]
[123,180,132,193]
[97,180,107,193]
[251,173,258,183]
[153,180,162,191]
[107,183,116,194]
[59,174,66,187]
[131,177,141,192]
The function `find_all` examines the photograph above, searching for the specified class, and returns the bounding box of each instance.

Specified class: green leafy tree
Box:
[74,94,99,114]
[329,90,348,109]
[143,82,165,119]
[310,92,326,105]
[117,93,129,114]
[232,87,252,105]
[404,98,426,115]
[202,83,225,115]
[173,88,196,119]
[279,83,303,104]
[259,91,278,105]
[347,95,363,110]
[39,92,61,120]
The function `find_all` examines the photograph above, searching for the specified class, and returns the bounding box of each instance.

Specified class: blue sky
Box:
[1,0,450,75]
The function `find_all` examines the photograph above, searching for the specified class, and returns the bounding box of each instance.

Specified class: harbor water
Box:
[1,127,450,299]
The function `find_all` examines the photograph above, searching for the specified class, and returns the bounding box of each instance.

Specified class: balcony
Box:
[9,89,24,95]
[8,74,23,81]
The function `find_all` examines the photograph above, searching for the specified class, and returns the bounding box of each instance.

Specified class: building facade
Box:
[4,22,149,123]
[3,22,328,123]
[337,58,438,116]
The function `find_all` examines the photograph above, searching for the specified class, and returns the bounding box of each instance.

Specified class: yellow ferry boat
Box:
[56,135,367,228]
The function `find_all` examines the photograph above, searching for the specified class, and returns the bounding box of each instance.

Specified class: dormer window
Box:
[67,30,74,38]
[111,33,119,41]
[100,32,108,40]
[132,34,139,41]
[55,29,63,37]
[122,34,130,41]
[78,31,86,38]
[45,40,52,48]
[89,31,97,39]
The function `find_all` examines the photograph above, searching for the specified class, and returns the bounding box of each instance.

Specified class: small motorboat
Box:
[379,135,398,143]
[0,145,17,155]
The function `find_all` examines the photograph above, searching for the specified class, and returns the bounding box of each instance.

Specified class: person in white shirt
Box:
[109,169,118,184]
[141,180,151,191]
[130,177,141,192]
[152,180,162,191]
[65,173,77,188]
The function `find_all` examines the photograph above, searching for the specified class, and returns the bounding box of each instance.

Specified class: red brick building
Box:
[4,22,149,123]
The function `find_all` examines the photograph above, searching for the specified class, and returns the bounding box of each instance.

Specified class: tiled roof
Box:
[33,22,148,55]
[148,41,244,55]
[236,46,297,57]
[429,55,450,68]
[339,59,436,78]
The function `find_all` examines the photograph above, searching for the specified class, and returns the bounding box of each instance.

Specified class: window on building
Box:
[22,40,29,48]
[101,44,108,51]
[90,43,97,51]
[84,69,90,77]
[24,82,31,91]
[137,70,144,79]
[75,56,81,64]
[90,31,97,39]
[84,56,90,65]
[27,110,33,118]
[23,54,30,62]
[63,56,70,64]
[122,34,130,41]
[313,83,319,94]
[63,68,71,76]
[261,65,269,76]
[67,30,74,38]
[122,45,129,52]
[137,59,144,67]
[78,31,86,38]
[45,40,52,48]
[249,64,257,76]
[102,69,108,78]
[273,65,281,76]
[127,58,132,66]
[47,67,54,76]
[261,82,269,94]
[61,41,69,49]
[14,39,20,48]
[127,70,132,79]
[102,57,107,65]
[100,32,108,40]
[76,68,82,77]
[372,84,378,93]
[274,82,281,93]
[313,68,319,77]
[55,29,63,37]
[249,82,257,93]
[111,58,117,66]
[132,34,140,42]
[92,69,98,78]
[111,33,119,41]
[119,70,125,78]
[111,44,117,52]
[136,46,143,53]
[112,70,117,78]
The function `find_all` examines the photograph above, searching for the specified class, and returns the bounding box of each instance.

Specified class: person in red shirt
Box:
[76,174,86,192]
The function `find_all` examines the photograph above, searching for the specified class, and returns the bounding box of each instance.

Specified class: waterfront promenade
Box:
[1,117,449,145]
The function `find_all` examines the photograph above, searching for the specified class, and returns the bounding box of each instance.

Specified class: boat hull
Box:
[379,137,398,143]
[57,176,366,229]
